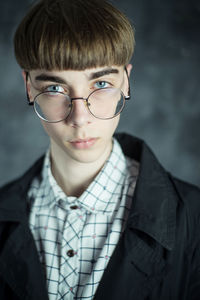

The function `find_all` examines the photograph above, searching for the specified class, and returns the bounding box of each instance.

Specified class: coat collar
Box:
[0,156,44,222]
[0,133,178,250]
[116,133,178,250]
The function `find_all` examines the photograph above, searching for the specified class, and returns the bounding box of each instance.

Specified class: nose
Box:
[66,98,93,127]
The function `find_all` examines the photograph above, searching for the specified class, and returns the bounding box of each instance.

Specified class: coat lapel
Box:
[0,156,48,299]
[94,134,178,299]
[0,219,48,299]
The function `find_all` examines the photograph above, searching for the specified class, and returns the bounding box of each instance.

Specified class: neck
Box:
[49,140,112,197]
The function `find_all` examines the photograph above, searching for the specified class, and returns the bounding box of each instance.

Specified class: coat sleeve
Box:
[187,237,200,299]
[172,178,200,300]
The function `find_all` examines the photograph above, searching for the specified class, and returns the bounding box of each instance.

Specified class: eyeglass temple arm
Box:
[124,66,131,100]
[25,71,34,106]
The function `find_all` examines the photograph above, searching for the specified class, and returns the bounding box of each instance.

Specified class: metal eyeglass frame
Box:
[25,67,131,121]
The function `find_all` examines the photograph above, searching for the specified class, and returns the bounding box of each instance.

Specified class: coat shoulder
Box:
[0,155,44,199]
[170,175,200,232]
[0,177,22,197]
[171,176,200,206]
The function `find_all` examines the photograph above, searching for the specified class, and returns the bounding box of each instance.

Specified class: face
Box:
[24,65,132,165]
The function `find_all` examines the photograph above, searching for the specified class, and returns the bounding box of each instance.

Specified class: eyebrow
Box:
[89,68,119,80]
[35,74,66,84]
[34,68,119,84]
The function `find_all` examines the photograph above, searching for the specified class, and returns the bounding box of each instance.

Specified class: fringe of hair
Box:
[14,0,135,70]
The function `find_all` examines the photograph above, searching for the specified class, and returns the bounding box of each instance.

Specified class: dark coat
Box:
[0,133,200,300]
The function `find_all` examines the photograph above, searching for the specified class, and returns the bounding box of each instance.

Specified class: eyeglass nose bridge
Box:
[70,97,87,101]
[69,96,91,108]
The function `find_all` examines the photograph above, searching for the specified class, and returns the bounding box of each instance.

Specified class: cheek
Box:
[40,121,63,140]
[102,115,120,137]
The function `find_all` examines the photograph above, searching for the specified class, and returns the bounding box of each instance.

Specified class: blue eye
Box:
[95,81,109,89]
[46,85,64,93]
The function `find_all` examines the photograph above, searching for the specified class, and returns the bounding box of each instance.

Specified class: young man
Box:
[0,0,200,299]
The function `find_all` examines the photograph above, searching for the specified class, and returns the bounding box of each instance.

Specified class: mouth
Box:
[69,138,98,149]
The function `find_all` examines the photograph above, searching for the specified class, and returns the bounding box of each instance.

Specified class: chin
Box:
[65,140,112,165]
[67,149,106,164]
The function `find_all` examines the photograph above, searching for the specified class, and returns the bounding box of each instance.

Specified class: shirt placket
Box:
[58,205,85,300]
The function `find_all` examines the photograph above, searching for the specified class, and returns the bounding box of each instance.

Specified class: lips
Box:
[69,138,98,149]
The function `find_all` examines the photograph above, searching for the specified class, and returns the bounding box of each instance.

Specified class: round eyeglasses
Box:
[29,87,129,122]
[26,68,130,122]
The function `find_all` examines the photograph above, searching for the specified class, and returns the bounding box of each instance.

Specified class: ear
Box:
[124,64,132,99]
[22,70,27,83]
[22,70,33,101]
[126,63,132,77]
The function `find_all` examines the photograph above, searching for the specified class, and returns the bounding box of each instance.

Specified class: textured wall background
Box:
[0,0,200,187]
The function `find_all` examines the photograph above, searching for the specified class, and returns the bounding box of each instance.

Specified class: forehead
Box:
[30,65,125,82]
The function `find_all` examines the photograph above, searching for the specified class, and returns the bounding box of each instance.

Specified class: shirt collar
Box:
[77,138,127,214]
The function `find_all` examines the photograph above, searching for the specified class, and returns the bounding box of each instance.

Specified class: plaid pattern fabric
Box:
[28,138,139,299]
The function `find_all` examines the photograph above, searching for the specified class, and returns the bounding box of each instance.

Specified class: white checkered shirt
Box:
[28,138,139,299]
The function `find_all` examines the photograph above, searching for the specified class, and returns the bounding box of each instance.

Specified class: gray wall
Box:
[0,0,200,187]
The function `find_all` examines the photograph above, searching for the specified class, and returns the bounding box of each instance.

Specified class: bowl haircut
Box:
[14,0,135,71]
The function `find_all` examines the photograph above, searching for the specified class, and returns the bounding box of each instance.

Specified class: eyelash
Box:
[36,80,113,94]
[40,84,66,93]
[94,80,112,89]
[94,81,107,88]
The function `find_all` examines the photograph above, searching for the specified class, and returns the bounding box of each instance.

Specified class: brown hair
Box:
[14,0,135,70]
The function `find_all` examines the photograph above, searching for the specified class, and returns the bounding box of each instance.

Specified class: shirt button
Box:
[58,199,63,206]
[67,249,75,257]
[70,205,79,210]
